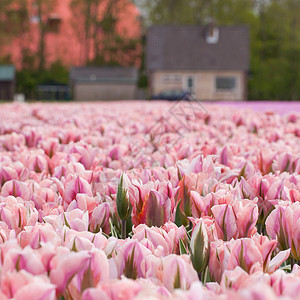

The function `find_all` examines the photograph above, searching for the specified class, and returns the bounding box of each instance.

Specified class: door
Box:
[184,75,196,96]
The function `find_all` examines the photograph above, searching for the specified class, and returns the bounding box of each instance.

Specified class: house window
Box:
[162,74,182,83]
[47,14,62,32]
[216,77,236,91]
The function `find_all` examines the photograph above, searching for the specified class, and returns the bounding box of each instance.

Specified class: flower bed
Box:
[0,101,299,299]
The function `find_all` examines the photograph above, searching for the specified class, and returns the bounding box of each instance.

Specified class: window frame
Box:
[162,74,182,83]
[215,76,236,92]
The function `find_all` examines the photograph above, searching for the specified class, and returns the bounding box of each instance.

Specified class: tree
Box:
[0,0,29,62]
[248,0,300,100]
[135,0,257,25]
[33,0,58,70]
[71,0,140,66]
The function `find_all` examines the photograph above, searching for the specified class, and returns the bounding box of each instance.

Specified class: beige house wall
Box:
[74,83,137,101]
[150,70,246,101]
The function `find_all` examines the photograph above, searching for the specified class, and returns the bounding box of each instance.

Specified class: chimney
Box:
[205,20,219,44]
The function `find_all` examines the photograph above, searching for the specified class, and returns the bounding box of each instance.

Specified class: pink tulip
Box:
[270,266,300,298]
[220,266,250,291]
[14,280,56,300]
[177,175,196,218]
[114,239,152,279]
[53,162,92,182]
[89,202,110,234]
[162,221,188,254]
[1,244,46,275]
[219,145,233,167]
[257,150,276,175]
[233,199,258,238]
[68,144,97,170]
[1,180,30,201]
[31,187,58,211]
[272,152,293,173]
[177,155,216,177]
[190,190,209,218]
[64,175,93,204]
[82,287,110,300]
[186,281,219,300]
[227,238,290,274]
[63,209,90,231]
[75,194,98,213]
[209,240,225,282]
[132,189,171,227]
[23,127,42,148]
[64,229,107,251]
[22,153,49,174]
[211,204,238,241]
[39,137,60,158]
[227,238,263,273]
[0,166,18,187]
[0,222,12,244]
[266,204,292,249]
[266,202,300,260]
[0,132,25,151]
[18,223,61,249]
[1,270,56,300]
[132,224,171,256]
[156,180,176,211]
[252,233,277,272]
[190,216,218,243]
[83,278,142,300]
[129,180,174,226]
[0,196,37,232]
[88,249,110,285]
[49,248,90,295]
[158,254,198,291]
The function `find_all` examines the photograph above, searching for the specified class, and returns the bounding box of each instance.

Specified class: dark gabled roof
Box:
[69,66,138,84]
[0,65,15,81]
[146,25,249,71]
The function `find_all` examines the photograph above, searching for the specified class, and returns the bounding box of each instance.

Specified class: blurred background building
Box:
[0,65,15,101]
[70,66,138,101]
[147,24,249,101]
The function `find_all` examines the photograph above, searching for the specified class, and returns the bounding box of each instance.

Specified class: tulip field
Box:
[0,100,300,299]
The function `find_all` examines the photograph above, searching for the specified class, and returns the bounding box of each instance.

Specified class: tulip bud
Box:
[116,173,131,221]
[90,202,110,234]
[190,221,209,276]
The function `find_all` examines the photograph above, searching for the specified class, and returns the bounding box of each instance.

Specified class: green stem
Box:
[203,266,208,284]
[291,257,295,271]
[197,270,207,283]
[197,271,202,282]
[262,223,266,236]
[121,219,126,239]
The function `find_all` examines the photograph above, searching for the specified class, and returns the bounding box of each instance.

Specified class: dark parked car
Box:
[151,89,191,101]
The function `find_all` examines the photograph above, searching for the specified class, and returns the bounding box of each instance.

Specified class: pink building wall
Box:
[7,0,141,68]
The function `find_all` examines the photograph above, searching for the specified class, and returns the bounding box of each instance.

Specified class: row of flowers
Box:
[0,102,298,299]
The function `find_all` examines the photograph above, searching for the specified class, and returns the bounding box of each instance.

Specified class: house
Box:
[0,65,15,101]
[146,24,249,101]
[69,67,138,101]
